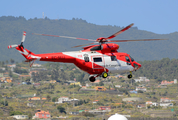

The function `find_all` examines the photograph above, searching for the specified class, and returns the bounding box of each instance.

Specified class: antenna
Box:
[42,12,44,19]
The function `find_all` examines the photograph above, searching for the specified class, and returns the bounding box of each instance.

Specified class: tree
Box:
[46,95,51,102]
[81,112,95,117]
[69,72,75,80]
[9,71,13,77]
[10,111,23,116]
[48,83,55,90]
[10,59,15,64]
[1,100,8,106]
[52,97,58,102]
[5,60,8,64]
[57,106,66,114]
[137,90,143,93]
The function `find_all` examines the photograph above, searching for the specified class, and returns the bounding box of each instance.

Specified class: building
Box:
[95,86,107,91]
[146,101,158,107]
[98,106,111,110]
[93,100,99,104]
[88,109,111,115]
[32,64,42,67]
[27,103,36,107]
[134,77,150,82]
[11,115,28,119]
[50,80,56,83]
[160,97,173,102]
[55,96,70,104]
[129,90,137,94]
[33,110,50,119]
[122,97,143,102]
[160,103,173,107]
[81,86,87,89]
[55,96,79,104]
[69,112,79,115]
[0,67,5,71]
[161,80,177,85]
[28,97,46,101]
[115,85,122,88]
[7,64,16,68]
[70,82,81,86]
[136,87,146,92]
[1,77,13,83]
[137,104,146,108]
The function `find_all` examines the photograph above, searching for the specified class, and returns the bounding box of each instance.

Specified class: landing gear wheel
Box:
[102,72,108,78]
[89,76,96,82]
[128,74,132,79]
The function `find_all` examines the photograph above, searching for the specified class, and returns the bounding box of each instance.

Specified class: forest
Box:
[134,58,178,81]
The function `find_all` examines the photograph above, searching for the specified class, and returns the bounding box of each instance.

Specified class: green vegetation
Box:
[135,58,178,81]
[0,16,178,62]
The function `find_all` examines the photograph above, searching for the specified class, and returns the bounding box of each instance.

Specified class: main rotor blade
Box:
[33,33,95,41]
[106,23,134,40]
[108,39,168,42]
[72,42,98,48]
[21,31,26,43]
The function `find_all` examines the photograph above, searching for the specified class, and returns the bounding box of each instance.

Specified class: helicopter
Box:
[8,23,166,82]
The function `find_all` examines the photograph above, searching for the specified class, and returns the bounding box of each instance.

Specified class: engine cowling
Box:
[101,43,119,52]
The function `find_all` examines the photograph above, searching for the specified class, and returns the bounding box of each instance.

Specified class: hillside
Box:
[0,16,178,62]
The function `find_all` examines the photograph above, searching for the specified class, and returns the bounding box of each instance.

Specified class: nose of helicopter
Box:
[133,62,141,70]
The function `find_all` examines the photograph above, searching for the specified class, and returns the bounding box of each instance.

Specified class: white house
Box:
[32,64,42,67]
[11,115,28,119]
[55,97,70,104]
[115,85,122,88]
[160,98,173,103]
[146,101,158,107]
[160,103,173,107]
[27,103,36,107]
[55,97,79,104]
[134,77,150,83]
[136,87,146,92]
[7,64,16,68]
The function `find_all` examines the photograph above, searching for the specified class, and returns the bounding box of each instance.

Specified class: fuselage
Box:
[31,43,141,76]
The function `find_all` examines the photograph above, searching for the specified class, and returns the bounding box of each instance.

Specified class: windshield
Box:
[130,56,134,62]
[125,56,130,62]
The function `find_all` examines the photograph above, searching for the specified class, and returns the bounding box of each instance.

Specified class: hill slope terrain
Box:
[0,16,178,62]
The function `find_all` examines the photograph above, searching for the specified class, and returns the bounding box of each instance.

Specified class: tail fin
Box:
[16,45,36,60]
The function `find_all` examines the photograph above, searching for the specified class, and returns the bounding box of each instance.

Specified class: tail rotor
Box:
[20,31,26,47]
[8,31,26,49]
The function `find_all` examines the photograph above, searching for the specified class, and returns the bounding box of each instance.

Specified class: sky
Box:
[1,0,178,34]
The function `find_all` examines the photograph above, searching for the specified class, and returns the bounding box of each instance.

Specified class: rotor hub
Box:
[97,37,107,43]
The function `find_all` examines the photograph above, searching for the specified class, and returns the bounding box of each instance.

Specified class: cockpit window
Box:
[130,56,134,62]
[111,56,117,61]
[125,56,130,62]
[93,57,102,62]
[84,57,89,62]
[90,45,102,51]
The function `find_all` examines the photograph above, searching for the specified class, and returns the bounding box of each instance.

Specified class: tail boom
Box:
[16,45,40,61]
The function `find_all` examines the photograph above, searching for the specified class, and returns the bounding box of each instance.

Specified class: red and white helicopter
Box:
[8,23,166,82]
